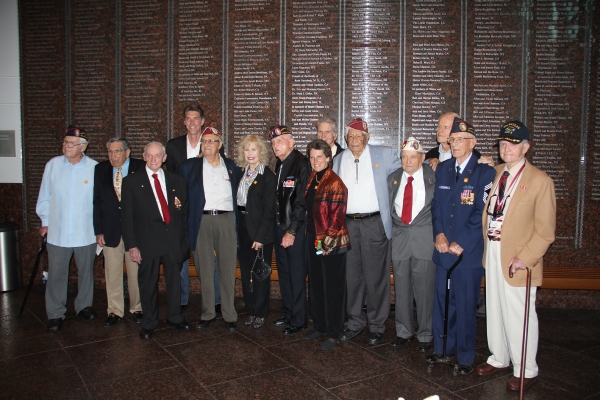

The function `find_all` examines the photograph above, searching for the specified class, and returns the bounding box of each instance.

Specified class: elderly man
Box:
[94,138,145,326]
[426,112,483,171]
[476,121,555,391]
[121,142,191,339]
[427,118,496,374]
[179,126,240,332]
[270,125,310,334]
[387,137,435,351]
[36,126,98,332]
[166,104,221,313]
[332,118,401,345]
[316,116,344,158]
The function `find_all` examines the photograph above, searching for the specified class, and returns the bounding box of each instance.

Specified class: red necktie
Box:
[401,176,414,225]
[152,173,171,225]
[494,171,510,216]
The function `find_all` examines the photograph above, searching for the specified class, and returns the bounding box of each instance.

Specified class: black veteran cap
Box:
[65,125,88,141]
[496,120,530,144]
[269,125,291,139]
[450,117,475,136]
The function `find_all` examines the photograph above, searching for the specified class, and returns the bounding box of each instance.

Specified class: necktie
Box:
[355,158,359,184]
[455,166,461,182]
[494,171,510,215]
[114,168,122,201]
[401,176,414,225]
[152,173,171,225]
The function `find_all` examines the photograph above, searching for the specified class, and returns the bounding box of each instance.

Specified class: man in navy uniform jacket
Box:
[427,118,496,374]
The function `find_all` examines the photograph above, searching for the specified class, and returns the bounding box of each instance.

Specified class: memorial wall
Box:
[19,0,599,268]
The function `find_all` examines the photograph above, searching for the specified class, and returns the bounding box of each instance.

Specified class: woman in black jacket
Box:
[235,134,277,328]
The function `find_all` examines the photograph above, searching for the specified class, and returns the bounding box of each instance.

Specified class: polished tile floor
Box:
[1,287,600,399]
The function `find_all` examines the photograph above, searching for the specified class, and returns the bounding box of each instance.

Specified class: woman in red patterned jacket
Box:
[304,139,351,351]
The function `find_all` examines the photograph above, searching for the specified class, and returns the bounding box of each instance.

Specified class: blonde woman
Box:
[235,135,276,328]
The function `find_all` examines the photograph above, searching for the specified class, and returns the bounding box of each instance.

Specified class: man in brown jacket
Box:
[476,121,556,392]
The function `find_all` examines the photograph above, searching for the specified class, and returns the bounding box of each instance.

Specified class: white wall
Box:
[0,0,22,183]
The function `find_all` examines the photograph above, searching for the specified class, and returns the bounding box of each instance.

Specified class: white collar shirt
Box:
[186,135,201,159]
[203,156,233,211]
[394,166,426,223]
[438,144,452,162]
[340,145,379,214]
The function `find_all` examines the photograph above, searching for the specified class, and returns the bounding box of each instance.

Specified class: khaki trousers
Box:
[104,238,141,317]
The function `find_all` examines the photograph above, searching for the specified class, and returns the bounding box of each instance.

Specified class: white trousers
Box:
[485,240,539,378]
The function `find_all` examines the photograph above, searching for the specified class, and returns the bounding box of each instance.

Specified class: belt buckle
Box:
[211,210,218,216]
[353,215,360,220]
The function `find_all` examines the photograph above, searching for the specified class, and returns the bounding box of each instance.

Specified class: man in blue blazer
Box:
[94,138,145,327]
[178,126,241,332]
[427,118,496,374]
[333,118,401,345]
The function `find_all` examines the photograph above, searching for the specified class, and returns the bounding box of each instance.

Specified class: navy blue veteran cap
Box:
[496,120,530,144]
[450,117,475,136]
[269,125,291,139]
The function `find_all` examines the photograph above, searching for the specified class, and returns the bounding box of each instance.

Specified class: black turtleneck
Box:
[306,168,328,234]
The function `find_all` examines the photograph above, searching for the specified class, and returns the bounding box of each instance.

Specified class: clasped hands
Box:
[435,233,463,256]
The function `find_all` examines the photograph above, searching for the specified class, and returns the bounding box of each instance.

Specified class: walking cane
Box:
[17,234,47,320]
[518,267,532,400]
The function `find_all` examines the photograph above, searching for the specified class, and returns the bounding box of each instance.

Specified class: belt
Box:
[237,206,247,214]
[487,236,501,242]
[346,211,380,220]
[202,210,231,215]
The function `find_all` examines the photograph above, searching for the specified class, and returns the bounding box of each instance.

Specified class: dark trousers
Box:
[274,224,307,327]
[137,254,183,330]
[307,231,346,340]
[432,265,483,365]
[238,214,272,318]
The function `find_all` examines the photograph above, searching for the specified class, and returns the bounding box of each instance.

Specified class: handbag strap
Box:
[250,247,264,274]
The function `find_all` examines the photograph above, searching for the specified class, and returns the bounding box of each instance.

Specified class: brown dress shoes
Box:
[475,362,510,376]
[507,375,537,391]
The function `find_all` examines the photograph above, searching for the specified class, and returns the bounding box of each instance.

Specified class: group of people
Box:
[36,108,556,392]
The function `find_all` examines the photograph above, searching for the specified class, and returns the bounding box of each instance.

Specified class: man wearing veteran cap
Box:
[387,137,436,351]
[332,118,401,345]
[36,126,98,332]
[270,125,310,334]
[178,126,240,332]
[476,121,555,391]
[428,118,496,373]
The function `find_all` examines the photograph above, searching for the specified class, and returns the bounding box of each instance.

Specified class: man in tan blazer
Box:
[475,121,556,392]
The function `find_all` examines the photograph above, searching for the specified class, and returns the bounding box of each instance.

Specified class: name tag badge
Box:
[487,217,503,236]
[439,185,451,190]
[283,179,295,188]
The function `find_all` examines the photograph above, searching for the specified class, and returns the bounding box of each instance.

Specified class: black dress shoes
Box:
[225,321,237,332]
[47,318,63,332]
[273,317,290,327]
[167,320,191,330]
[391,336,413,347]
[104,313,121,327]
[77,307,97,320]
[215,304,222,314]
[139,327,153,340]
[282,325,305,335]
[340,328,364,341]
[180,304,188,313]
[367,332,383,345]
[132,311,143,324]
[418,341,432,352]
[321,338,339,351]
[456,364,473,375]
[196,317,217,330]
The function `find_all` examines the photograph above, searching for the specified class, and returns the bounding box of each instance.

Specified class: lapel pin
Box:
[253,181,258,184]
[141,184,144,187]
[464,178,468,183]
[374,163,379,168]
[393,180,397,185]
[520,185,527,189]
[84,180,88,184]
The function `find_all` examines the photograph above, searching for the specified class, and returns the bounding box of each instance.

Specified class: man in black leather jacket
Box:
[269,125,310,335]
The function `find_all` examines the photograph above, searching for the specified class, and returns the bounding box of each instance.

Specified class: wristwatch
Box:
[286,230,296,237]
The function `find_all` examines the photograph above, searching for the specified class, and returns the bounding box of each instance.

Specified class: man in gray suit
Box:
[387,137,436,351]
[333,118,401,345]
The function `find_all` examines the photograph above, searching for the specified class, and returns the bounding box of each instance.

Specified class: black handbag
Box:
[250,247,271,292]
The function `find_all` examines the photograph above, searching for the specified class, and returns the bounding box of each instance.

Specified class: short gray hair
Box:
[106,137,131,151]
[316,116,337,134]
[144,141,166,155]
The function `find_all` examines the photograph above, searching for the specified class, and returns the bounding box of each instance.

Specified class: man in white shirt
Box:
[36,126,98,332]
[387,137,436,351]
[332,118,401,345]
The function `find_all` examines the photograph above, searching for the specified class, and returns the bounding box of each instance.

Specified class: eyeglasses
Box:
[447,137,474,144]
[107,149,124,155]
[61,141,82,148]
[201,139,221,144]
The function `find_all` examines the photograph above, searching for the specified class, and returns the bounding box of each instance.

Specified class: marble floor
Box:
[1,287,600,399]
